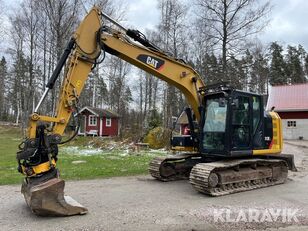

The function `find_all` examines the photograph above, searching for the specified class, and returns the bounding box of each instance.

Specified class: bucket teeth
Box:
[21,177,88,216]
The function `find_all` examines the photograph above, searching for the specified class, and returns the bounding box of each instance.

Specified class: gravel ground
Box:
[1,142,308,231]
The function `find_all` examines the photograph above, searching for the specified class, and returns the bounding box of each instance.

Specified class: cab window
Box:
[203,97,227,151]
[231,96,250,148]
[252,96,261,134]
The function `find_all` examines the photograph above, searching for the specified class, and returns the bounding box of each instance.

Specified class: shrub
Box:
[143,126,171,149]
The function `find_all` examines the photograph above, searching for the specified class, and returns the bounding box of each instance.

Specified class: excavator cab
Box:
[200,85,269,157]
[170,85,269,157]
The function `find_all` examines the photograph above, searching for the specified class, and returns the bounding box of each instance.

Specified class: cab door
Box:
[202,94,228,155]
[230,93,252,154]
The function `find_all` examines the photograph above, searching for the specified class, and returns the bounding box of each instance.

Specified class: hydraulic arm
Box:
[16,7,205,216]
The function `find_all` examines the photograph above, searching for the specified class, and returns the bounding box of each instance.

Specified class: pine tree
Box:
[201,53,223,85]
[251,52,269,94]
[246,45,270,94]
[286,45,306,84]
[227,56,246,90]
[269,42,287,85]
[304,55,308,79]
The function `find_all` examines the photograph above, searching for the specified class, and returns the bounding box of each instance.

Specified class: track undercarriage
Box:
[149,153,294,196]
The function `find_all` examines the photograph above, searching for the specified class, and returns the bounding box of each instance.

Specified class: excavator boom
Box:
[16,7,205,216]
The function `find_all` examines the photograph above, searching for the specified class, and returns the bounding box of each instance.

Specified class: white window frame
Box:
[88,115,97,126]
[106,118,112,127]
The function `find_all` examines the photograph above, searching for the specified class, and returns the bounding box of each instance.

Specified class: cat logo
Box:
[137,54,165,70]
[146,56,159,68]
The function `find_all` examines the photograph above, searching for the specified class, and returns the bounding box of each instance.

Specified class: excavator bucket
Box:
[21,177,88,216]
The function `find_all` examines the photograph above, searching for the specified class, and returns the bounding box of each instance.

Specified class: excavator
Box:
[16,7,297,216]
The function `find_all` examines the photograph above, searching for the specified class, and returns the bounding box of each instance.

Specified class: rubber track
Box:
[189,159,288,196]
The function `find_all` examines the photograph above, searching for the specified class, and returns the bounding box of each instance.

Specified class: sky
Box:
[2,0,308,50]
[124,0,159,30]
[124,0,308,50]
[123,0,308,50]
[260,0,308,49]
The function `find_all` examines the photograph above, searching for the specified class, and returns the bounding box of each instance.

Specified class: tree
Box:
[286,45,306,84]
[194,0,271,79]
[241,49,253,91]
[38,0,81,113]
[8,0,48,127]
[9,51,30,126]
[105,57,132,132]
[157,0,189,127]
[0,57,8,119]
[20,0,40,120]
[305,55,308,79]
[250,46,269,94]
[227,55,246,89]
[148,108,162,130]
[40,0,80,60]
[269,42,287,85]
[196,52,223,84]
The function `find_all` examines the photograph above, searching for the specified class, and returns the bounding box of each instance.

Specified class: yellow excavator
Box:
[16,7,296,216]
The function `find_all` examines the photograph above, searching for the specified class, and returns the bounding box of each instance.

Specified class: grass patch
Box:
[0,125,166,185]
[0,125,24,185]
[58,148,163,180]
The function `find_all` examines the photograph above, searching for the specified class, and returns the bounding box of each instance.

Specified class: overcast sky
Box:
[125,0,308,50]
[261,0,308,48]
[2,0,308,50]
[127,0,308,50]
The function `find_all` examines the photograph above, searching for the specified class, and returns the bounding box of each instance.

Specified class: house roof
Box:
[266,83,308,112]
[177,111,188,124]
[79,106,120,118]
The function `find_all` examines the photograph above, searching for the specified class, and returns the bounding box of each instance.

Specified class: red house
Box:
[176,111,188,135]
[173,111,191,135]
[266,83,308,140]
[78,106,120,137]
